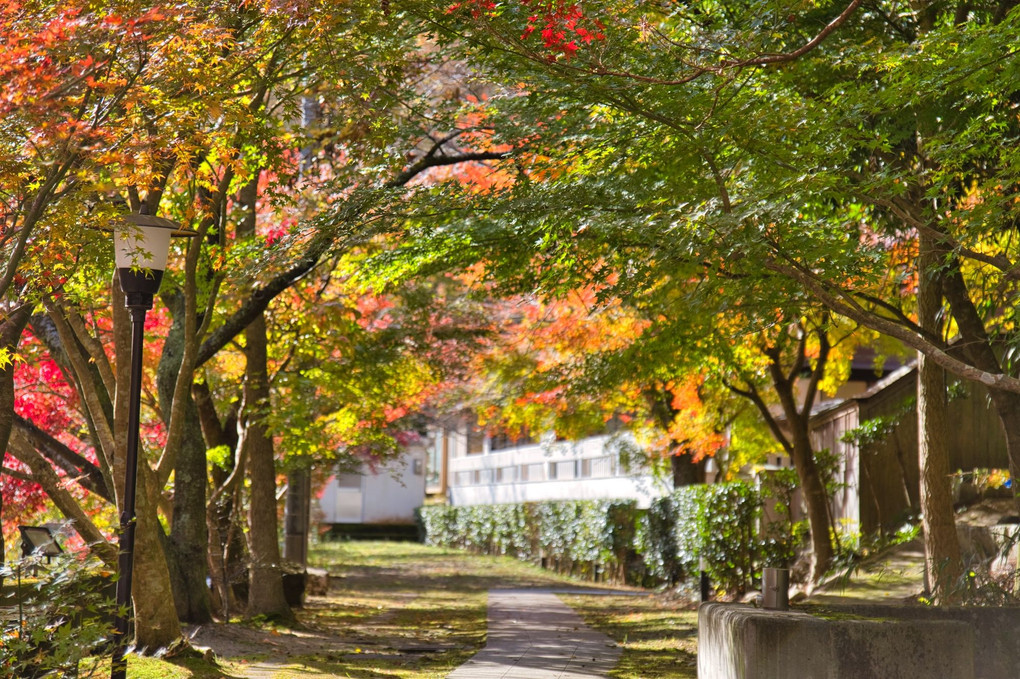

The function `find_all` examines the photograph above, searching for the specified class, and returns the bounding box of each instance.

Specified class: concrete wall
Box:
[833,603,1020,679]
[698,603,976,679]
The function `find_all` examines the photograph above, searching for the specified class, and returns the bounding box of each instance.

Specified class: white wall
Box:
[445,433,670,509]
[363,447,427,523]
[318,447,427,525]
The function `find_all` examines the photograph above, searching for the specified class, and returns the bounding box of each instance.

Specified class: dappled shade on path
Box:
[447,589,622,678]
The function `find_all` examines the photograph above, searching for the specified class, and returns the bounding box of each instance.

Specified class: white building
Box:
[318,444,428,527]
[316,416,672,535]
[432,416,671,509]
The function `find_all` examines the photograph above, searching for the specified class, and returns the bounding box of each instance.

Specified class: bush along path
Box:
[418,480,798,593]
[177,540,699,679]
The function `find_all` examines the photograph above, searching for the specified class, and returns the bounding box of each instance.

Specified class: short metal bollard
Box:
[699,556,711,602]
[762,567,789,610]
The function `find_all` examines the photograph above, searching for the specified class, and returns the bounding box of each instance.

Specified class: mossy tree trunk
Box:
[916,233,962,600]
[157,292,213,623]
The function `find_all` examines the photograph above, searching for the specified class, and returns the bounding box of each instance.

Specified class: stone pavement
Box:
[447,589,623,679]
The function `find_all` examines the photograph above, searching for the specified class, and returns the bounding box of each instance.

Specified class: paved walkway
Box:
[447,589,623,679]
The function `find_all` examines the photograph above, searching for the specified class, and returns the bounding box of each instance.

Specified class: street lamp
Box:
[108,212,194,679]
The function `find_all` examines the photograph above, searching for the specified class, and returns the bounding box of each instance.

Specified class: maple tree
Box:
[420,274,766,476]
[0,0,225,645]
[3,0,535,648]
[388,0,986,586]
[0,0,511,652]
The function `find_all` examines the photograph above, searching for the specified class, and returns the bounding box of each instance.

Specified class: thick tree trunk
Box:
[131,465,184,651]
[917,235,962,601]
[917,351,962,597]
[0,305,32,591]
[789,422,834,583]
[670,453,705,487]
[237,175,292,622]
[283,467,311,566]
[766,331,835,584]
[111,276,182,649]
[165,395,214,622]
[206,481,245,618]
[242,313,292,621]
[157,294,213,623]
[193,379,244,618]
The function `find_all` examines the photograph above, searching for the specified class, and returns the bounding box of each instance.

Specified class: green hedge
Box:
[418,499,640,581]
[419,481,798,593]
[639,480,799,593]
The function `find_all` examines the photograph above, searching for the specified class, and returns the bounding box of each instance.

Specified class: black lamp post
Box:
[109,212,194,679]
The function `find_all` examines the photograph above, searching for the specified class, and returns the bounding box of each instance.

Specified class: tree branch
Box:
[389,150,511,188]
[42,298,119,480]
[726,0,864,67]
[6,431,117,565]
[12,414,111,502]
[195,149,507,367]
[767,257,1020,393]
[723,377,793,454]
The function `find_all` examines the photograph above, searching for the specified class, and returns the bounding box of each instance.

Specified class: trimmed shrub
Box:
[419,483,797,593]
[639,481,797,594]
[418,499,641,582]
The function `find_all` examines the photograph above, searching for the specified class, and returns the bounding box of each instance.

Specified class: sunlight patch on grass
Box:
[562,594,699,679]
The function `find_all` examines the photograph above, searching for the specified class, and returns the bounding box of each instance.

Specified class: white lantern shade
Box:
[113,214,180,272]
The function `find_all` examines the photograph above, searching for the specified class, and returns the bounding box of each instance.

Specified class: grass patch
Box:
[44,654,237,679]
[562,593,699,679]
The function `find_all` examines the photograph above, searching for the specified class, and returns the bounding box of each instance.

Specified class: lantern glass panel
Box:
[114,225,172,272]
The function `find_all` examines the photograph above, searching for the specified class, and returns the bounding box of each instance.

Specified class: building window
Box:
[496,466,516,483]
[337,472,362,490]
[465,413,485,455]
[553,461,575,480]
[426,434,446,492]
[467,429,485,455]
[579,458,592,478]
[548,462,558,480]
[590,455,615,478]
[490,430,536,451]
